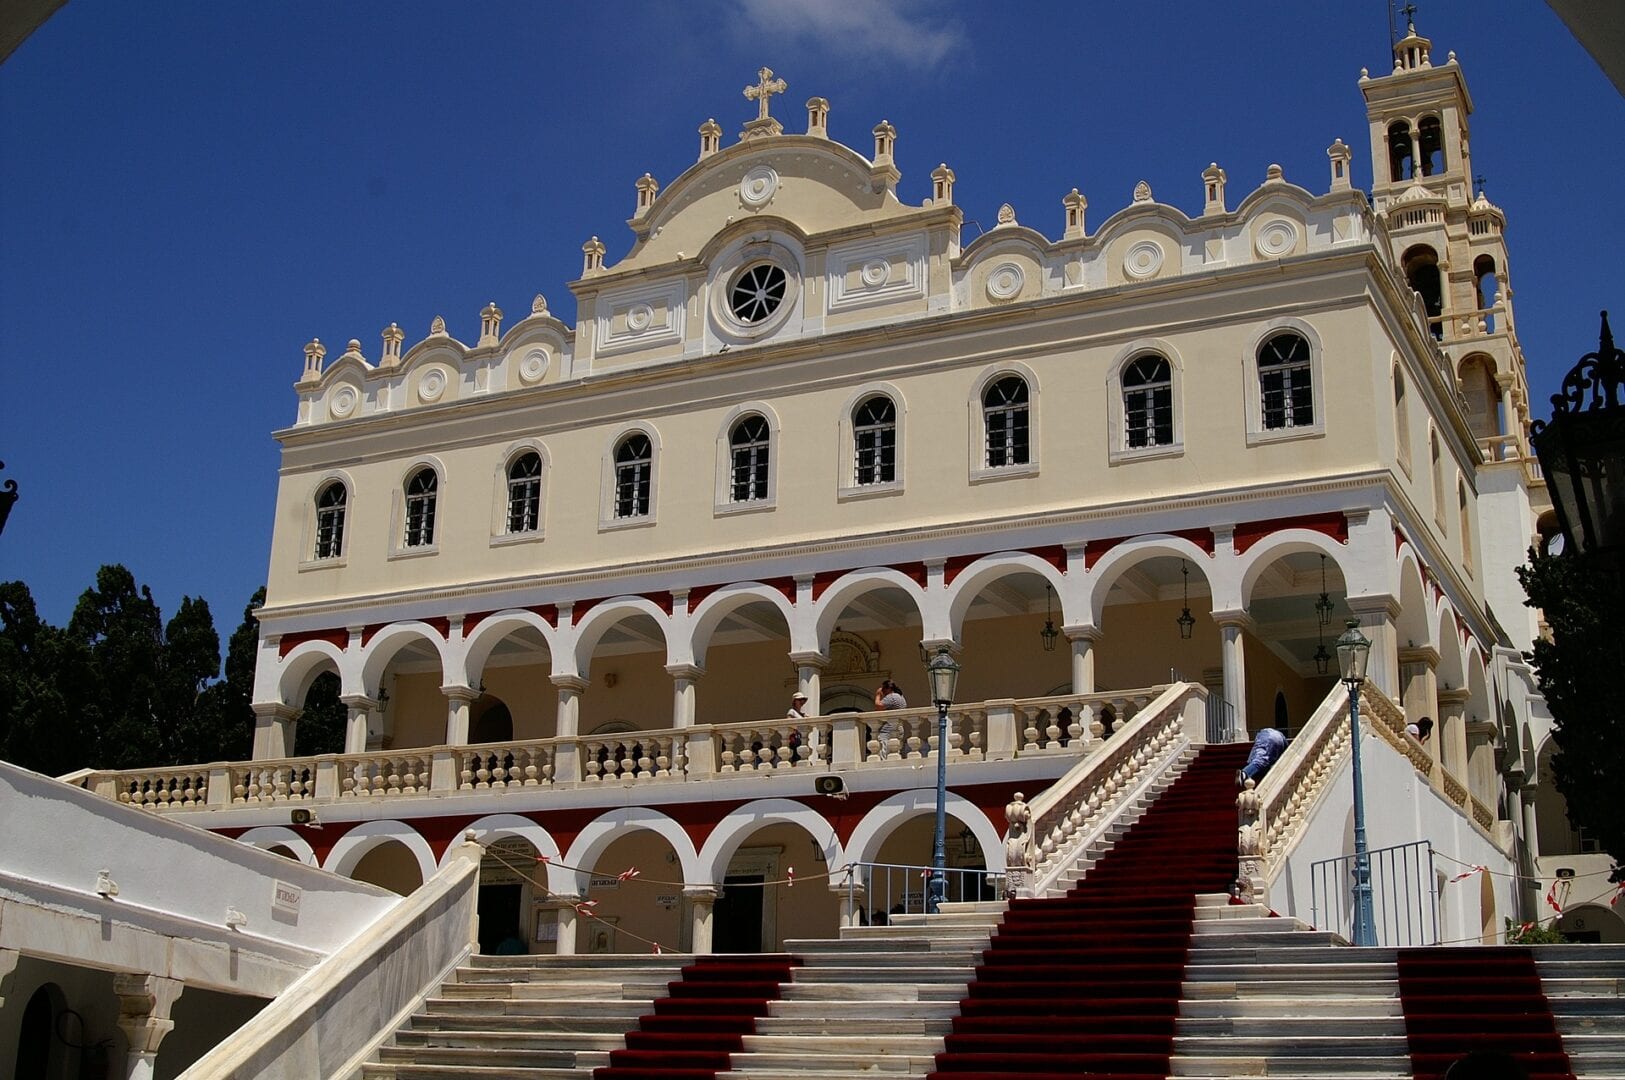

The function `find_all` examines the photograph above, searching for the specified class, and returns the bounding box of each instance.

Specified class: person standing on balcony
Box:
[873,680,907,759]
[786,691,815,758]
[787,692,809,719]
[1238,727,1288,786]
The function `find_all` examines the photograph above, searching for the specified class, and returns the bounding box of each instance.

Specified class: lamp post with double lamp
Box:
[1530,311,1625,566]
[1335,619,1379,947]
[925,645,961,915]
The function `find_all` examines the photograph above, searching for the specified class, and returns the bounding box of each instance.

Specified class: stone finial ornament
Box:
[429,315,448,336]
[479,302,503,346]
[929,163,955,206]
[300,338,326,383]
[380,323,404,366]
[342,339,364,361]
[1063,188,1087,238]
[996,203,1017,226]
[1202,162,1228,215]
[1132,180,1153,203]
[1265,163,1285,183]
[872,120,897,162]
[742,67,787,139]
[1326,139,1353,192]
[806,97,829,138]
[532,293,549,316]
[698,118,722,159]
[634,173,659,217]
[582,236,607,275]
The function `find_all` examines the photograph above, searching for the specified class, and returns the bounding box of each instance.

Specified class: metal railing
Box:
[1206,696,1238,743]
[843,860,1003,922]
[1310,839,1438,947]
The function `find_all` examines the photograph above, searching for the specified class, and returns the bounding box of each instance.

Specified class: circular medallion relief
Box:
[985,262,1025,301]
[626,303,654,332]
[1256,220,1299,258]
[1123,240,1165,279]
[739,166,780,209]
[417,368,447,403]
[329,385,358,419]
[860,258,891,289]
[518,348,549,385]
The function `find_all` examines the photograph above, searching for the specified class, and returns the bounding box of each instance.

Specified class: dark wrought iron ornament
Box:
[1531,311,1625,557]
[0,461,16,537]
[1176,562,1196,640]
[1314,554,1335,627]
[1040,584,1058,652]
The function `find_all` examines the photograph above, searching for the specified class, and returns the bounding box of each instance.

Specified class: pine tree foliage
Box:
[1518,548,1624,867]
[0,569,264,775]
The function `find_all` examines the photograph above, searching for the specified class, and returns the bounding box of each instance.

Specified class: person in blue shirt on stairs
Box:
[1237,726,1288,787]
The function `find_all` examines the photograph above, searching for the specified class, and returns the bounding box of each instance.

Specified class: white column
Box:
[686,886,719,954]
[789,651,828,715]
[250,703,298,759]
[1063,626,1100,695]
[666,663,704,728]
[1438,688,1471,782]
[551,675,586,784]
[1345,595,1401,700]
[114,974,183,1080]
[836,882,867,929]
[339,695,377,755]
[442,686,478,746]
[553,895,581,956]
[1212,611,1252,733]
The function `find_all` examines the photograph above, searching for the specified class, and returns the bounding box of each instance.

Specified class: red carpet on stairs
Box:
[592,954,800,1080]
[928,742,1250,1080]
[1397,948,1577,1080]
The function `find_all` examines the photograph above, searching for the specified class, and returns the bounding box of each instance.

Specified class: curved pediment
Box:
[609,136,918,274]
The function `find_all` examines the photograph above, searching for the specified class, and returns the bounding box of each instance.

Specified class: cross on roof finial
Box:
[1400,2,1418,29]
[744,67,787,122]
[1474,172,1487,194]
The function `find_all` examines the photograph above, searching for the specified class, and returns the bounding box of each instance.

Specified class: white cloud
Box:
[734,0,966,70]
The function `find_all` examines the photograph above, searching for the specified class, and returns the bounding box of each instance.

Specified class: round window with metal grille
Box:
[728,263,788,325]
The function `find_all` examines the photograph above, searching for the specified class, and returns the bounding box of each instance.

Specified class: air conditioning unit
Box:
[814,775,848,799]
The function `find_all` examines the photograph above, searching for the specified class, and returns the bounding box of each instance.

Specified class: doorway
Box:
[713,875,765,952]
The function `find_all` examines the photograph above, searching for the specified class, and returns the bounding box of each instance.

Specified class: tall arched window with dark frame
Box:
[314,481,347,559]
[853,396,896,485]
[729,415,771,502]
[1257,334,1314,430]
[614,434,653,518]
[1122,355,1173,448]
[404,469,438,548]
[506,452,542,533]
[982,376,1030,467]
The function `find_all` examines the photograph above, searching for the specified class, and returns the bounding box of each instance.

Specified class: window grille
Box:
[729,416,771,502]
[615,434,652,518]
[982,377,1030,467]
[404,469,437,548]
[314,482,346,559]
[1258,333,1314,429]
[1123,356,1174,448]
[853,396,896,485]
[506,452,542,533]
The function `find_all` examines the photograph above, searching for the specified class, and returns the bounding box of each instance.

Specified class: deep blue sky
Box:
[2,1,1621,631]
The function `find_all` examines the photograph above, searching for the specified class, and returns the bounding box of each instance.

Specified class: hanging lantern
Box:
[1314,554,1335,627]
[1040,584,1059,652]
[1313,641,1332,675]
[1176,562,1196,640]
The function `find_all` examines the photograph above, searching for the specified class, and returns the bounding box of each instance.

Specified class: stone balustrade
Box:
[73,690,1168,814]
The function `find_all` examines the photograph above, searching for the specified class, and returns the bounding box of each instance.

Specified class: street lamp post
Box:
[1335,619,1379,947]
[925,645,960,915]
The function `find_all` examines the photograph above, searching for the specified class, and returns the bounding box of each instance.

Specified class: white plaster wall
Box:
[0,762,396,956]
[1270,727,1516,945]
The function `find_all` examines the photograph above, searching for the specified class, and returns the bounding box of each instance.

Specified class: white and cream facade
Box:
[71,28,1617,950]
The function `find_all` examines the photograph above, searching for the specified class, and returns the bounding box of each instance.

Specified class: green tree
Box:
[0,581,85,773]
[189,587,263,763]
[1518,548,1624,868]
[66,565,168,769]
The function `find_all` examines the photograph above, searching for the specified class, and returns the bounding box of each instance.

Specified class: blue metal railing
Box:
[843,861,1002,923]
[1310,839,1438,946]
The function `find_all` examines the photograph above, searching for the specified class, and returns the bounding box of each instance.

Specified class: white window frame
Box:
[969,363,1040,483]
[390,457,445,560]
[1244,318,1326,446]
[1458,473,1474,574]
[599,424,662,531]
[713,402,781,516]
[490,440,550,547]
[1393,360,1413,478]
[299,470,355,572]
[837,383,906,501]
[1430,426,1448,529]
[1106,339,1185,464]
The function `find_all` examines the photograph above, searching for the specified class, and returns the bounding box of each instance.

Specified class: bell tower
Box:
[1359,16,1527,464]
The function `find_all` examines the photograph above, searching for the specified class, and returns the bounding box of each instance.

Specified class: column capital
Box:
[114,974,183,1056]
[251,701,300,721]
[551,674,589,694]
[0,949,19,1010]
[1209,609,1256,633]
[1061,624,1103,644]
[788,651,830,668]
[441,684,480,703]
[665,662,707,681]
[682,885,720,903]
[1397,645,1440,669]
[1345,593,1401,619]
[1437,687,1472,707]
[919,637,960,656]
[339,694,381,711]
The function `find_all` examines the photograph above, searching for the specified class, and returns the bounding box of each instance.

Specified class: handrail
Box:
[1004,682,1206,898]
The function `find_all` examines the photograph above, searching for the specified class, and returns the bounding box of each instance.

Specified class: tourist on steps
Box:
[1237,727,1288,787]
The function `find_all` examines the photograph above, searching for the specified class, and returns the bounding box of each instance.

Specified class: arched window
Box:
[1258,333,1314,430]
[1458,478,1473,565]
[1403,246,1444,339]
[1430,429,1446,526]
[506,452,542,534]
[404,468,438,548]
[1417,115,1444,176]
[1387,121,1414,182]
[1122,356,1173,448]
[853,396,897,485]
[1394,365,1412,474]
[614,433,652,518]
[314,481,347,559]
[729,414,771,502]
[982,377,1030,467]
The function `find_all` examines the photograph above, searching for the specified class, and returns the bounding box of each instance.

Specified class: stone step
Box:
[422,997,650,1018]
[414,1012,645,1033]
[1186,979,1403,999]
[726,1050,939,1074]
[377,1046,585,1068]
[362,1066,588,1079]
[789,965,973,983]
[793,950,980,969]
[779,981,964,1002]
[769,999,962,1019]
[1179,997,1400,1018]
[1175,1017,1407,1036]
[393,1030,619,1052]
[1172,1061,1408,1079]
[755,1016,953,1036]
